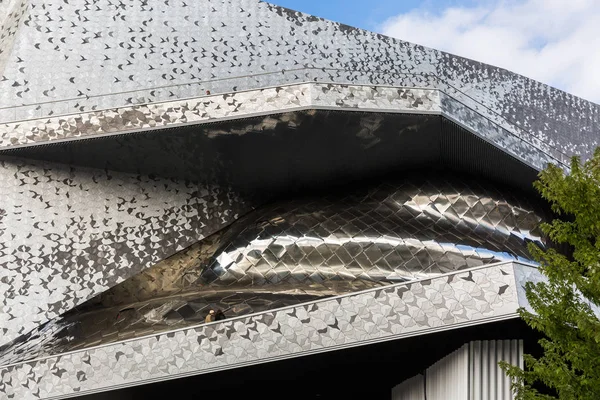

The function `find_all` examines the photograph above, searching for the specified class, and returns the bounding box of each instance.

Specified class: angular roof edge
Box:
[0,0,597,160]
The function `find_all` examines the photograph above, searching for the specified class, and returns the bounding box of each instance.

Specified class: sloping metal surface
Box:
[0,262,534,399]
[470,340,523,400]
[0,0,597,162]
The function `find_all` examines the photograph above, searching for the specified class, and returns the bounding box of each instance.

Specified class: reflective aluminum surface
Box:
[0,175,547,364]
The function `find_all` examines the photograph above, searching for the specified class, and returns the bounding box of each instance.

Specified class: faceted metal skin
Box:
[202,180,542,289]
[0,0,596,356]
[2,0,590,348]
[1,0,598,162]
[0,263,532,399]
[0,108,540,350]
[0,1,592,394]
[0,175,547,365]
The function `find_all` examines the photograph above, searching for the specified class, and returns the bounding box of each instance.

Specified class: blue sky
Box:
[268,0,600,103]
[269,0,469,31]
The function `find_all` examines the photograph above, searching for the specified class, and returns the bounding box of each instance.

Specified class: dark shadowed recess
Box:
[76,319,542,400]
[2,110,540,199]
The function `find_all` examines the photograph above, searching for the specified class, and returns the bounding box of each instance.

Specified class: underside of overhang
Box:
[4,111,540,195]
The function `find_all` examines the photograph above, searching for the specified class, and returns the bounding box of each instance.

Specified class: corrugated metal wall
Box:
[427,343,469,400]
[391,340,523,400]
[469,340,523,400]
[391,374,424,400]
[439,118,539,193]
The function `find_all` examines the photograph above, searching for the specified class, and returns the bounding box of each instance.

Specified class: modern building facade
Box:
[0,1,597,399]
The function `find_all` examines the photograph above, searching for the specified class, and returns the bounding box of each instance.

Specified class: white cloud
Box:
[379,0,600,103]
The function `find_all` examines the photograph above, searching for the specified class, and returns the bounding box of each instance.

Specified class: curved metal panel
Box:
[201,178,542,291]
[0,176,546,364]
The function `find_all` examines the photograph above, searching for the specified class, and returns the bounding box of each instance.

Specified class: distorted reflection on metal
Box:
[0,176,547,365]
[200,179,542,289]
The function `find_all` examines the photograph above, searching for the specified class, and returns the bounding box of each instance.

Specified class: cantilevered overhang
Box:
[0,82,554,347]
[0,261,542,399]
[0,82,567,172]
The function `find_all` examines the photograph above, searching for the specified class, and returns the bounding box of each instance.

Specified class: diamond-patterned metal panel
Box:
[0,176,546,366]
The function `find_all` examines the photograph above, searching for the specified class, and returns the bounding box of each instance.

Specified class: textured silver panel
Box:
[513,263,545,314]
[0,82,562,173]
[0,0,596,163]
[200,178,544,288]
[0,176,546,365]
[392,375,425,400]
[469,340,523,400]
[0,156,250,345]
[0,0,27,77]
[514,263,600,321]
[438,92,563,169]
[426,344,469,400]
[0,84,439,149]
[0,262,526,399]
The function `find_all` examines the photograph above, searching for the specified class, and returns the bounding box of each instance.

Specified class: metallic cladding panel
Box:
[0,0,590,388]
[470,340,523,400]
[201,177,544,290]
[392,375,425,400]
[0,175,545,365]
[0,83,567,173]
[0,0,597,163]
[0,0,27,77]
[393,340,523,400]
[426,344,469,400]
[0,263,525,399]
[0,156,251,346]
